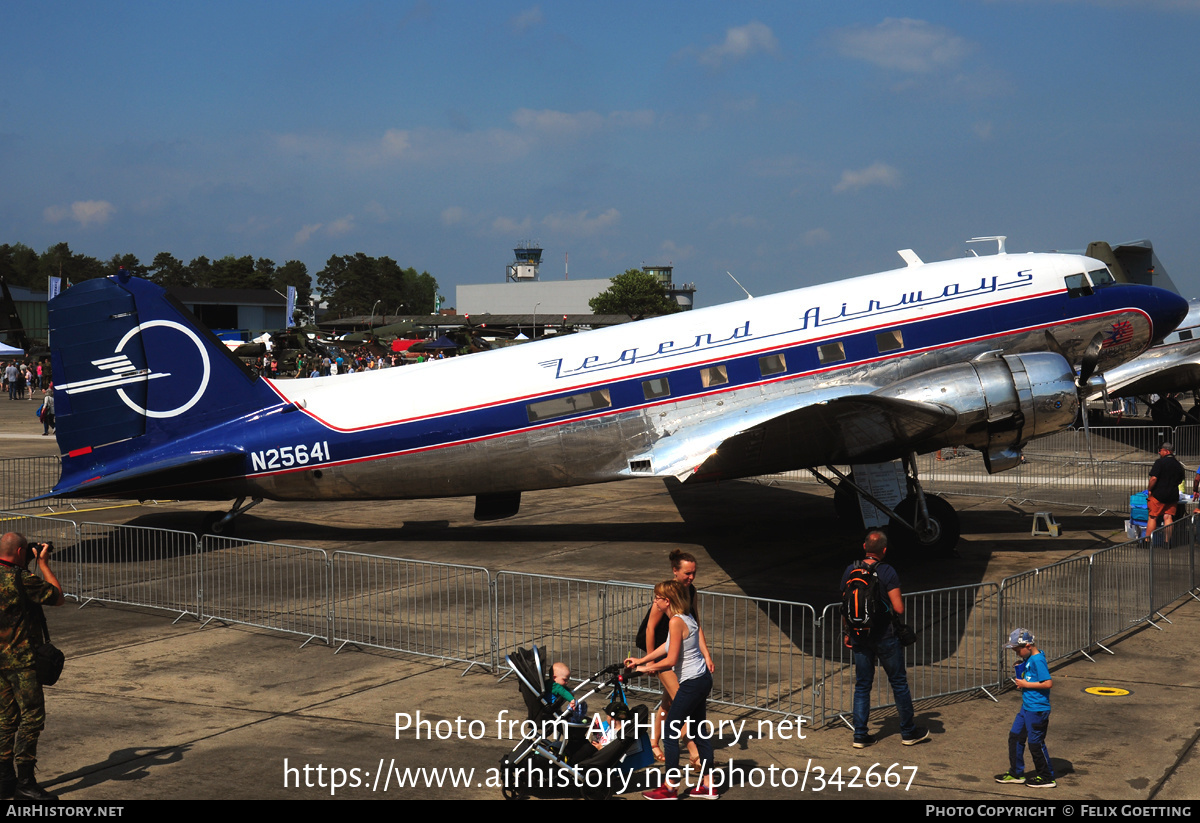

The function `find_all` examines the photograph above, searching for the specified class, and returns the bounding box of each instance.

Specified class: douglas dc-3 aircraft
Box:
[1092,297,1200,425]
[46,238,1188,551]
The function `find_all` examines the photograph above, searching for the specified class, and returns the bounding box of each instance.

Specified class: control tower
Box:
[506,241,543,282]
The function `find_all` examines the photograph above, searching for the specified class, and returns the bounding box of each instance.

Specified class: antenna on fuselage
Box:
[726,271,753,299]
[967,236,1007,255]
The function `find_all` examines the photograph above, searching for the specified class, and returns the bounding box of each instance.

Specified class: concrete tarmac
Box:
[0,391,1198,801]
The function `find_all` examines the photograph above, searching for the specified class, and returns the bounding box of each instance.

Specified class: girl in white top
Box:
[626,580,717,800]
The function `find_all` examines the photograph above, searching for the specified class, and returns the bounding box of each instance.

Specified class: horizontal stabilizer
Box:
[46,450,246,500]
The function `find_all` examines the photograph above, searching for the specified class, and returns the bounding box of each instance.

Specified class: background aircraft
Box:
[45,241,1188,551]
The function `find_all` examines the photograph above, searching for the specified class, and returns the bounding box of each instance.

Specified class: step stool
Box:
[1031,512,1061,537]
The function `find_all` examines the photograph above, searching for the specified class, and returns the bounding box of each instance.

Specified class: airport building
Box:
[455,244,697,318]
[167,287,288,340]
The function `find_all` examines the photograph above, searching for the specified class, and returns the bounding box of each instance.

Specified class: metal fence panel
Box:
[999,558,1092,665]
[494,572,615,677]
[1150,517,1198,615]
[0,457,64,511]
[331,551,491,668]
[1088,540,1152,647]
[817,584,1001,724]
[71,522,200,616]
[494,574,818,719]
[199,536,330,643]
[697,591,816,720]
[0,512,80,596]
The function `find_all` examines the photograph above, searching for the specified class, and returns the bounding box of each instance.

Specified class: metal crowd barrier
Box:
[817,583,1002,725]
[0,456,66,511]
[493,572,621,678]
[74,522,201,618]
[0,509,1193,725]
[331,551,492,669]
[199,535,331,646]
[493,572,819,719]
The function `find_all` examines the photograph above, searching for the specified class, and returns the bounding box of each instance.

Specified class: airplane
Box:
[45,237,1188,552]
[1089,297,1200,426]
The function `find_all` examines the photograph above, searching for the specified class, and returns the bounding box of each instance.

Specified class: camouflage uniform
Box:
[0,562,58,768]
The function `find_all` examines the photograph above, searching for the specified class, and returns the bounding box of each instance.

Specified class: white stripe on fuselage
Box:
[268,253,1082,431]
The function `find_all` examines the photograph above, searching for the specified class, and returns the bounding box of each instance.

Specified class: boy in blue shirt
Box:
[995,629,1055,788]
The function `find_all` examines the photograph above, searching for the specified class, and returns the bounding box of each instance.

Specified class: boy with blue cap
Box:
[995,628,1055,788]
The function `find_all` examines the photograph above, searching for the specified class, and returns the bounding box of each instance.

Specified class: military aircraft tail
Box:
[49,270,278,498]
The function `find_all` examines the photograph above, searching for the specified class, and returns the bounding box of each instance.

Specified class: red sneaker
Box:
[642,784,678,800]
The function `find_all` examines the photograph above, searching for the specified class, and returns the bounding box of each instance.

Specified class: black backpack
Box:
[842,560,886,643]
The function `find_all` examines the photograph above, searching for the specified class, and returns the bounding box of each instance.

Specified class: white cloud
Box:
[441,206,466,225]
[697,21,779,67]
[833,162,901,193]
[802,228,831,245]
[43,200,115,226]
[541,208,620,236]
[273,108,652,171]
[658,240,695,260]
[510,6,543,33]
[834,18,972,74]
[973,120,994,139]
[292,215,355,244]
[293,223,323,244]
[492,215,534,235]
[327,215,356,237]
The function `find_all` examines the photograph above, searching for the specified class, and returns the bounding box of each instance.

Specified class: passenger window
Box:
[642,377,670,400]
[875,330,903,353]
[817,342,846,365]
[699,365,728,388]
[1064,273,1093,298]
[758,354,786,376]
[526,389,612,422]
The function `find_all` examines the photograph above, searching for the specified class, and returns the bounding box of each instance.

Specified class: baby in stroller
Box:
[499,645,652,799]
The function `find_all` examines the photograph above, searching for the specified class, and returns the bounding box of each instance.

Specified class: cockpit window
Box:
[1064,273,1093,298]
[1088,268,1116,288]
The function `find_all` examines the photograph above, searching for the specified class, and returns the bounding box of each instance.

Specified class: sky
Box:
[3,0,1200,308]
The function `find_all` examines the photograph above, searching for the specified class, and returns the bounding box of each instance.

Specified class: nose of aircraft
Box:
[1147,288,1190,345]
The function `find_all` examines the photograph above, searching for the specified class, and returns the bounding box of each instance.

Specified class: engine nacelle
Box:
[875,352,1078,473]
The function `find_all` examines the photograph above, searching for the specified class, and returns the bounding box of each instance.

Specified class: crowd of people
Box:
[1,360,50,401]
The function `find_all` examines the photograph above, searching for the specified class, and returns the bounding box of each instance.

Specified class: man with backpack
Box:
[840,528,929,749]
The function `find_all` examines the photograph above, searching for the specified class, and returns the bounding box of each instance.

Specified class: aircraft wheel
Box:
[1151,396,1184,427]
[890,495,959,556]
[834,480,862,525]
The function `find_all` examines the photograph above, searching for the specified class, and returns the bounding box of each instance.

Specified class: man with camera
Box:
[0,533,64,801]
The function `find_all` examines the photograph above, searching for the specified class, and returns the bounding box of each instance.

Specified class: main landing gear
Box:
[816,453,960,556]
[199,497,264,536]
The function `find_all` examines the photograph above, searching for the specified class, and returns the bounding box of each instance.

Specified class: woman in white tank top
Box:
[626,580,717,800]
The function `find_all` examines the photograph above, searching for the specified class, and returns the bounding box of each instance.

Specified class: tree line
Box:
[0,242,441,321]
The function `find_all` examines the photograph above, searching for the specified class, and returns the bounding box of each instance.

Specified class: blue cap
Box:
[1005,628,1035,648]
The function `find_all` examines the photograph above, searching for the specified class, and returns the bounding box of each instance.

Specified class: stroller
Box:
[499,645,653,800]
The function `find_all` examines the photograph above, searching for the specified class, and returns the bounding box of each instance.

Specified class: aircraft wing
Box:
[1106,363,1200,398]
[1096,338,1200,399]
[637,390,958,482]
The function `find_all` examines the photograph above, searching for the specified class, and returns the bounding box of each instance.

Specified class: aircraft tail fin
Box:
[50,271,277,496]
